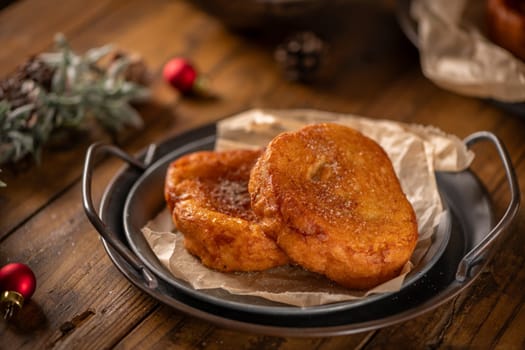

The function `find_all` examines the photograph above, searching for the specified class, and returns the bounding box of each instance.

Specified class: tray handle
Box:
[82,142,159,289]
[456,131,520,282]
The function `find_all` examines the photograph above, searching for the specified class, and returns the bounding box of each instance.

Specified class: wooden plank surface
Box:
[0,0,236,237]
[1,0,525,348]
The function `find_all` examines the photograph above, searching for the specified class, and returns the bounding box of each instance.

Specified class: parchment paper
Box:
[411,0,525,102]
[142,109,474,307]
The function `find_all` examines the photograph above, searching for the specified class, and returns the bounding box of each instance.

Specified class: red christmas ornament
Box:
[0,263,37,319]
[162,57,207,95]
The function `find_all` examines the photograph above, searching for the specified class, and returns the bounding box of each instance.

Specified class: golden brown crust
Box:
[249,123,418,289]
[165,149,289,272]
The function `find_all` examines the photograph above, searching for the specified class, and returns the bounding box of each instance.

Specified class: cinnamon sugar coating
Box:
[165,149,289,272]
[249,123,418,289]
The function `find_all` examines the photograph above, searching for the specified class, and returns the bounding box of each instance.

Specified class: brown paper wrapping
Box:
[141,109,474,307]
[411,0,525,102]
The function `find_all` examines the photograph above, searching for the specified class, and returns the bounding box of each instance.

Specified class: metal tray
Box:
[121,129,451,315]
[82,123,519,337]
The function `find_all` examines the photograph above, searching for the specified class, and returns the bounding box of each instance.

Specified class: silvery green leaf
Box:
[103,78,116,91]
[52,61,67,93]
[107,81,132,97]
[39,109,55,134]
[7,104,34,120]
[54,32,68,50]
[95,107,119,131]
[7,131,34,160]
[107,82,148,101]
[67,65,78,85]
[128,85,150,101]
[34,109,56,137]
[38,52,64,66]
[114,102,143,128]
[59,106,84,128]
[107,58,129,79]
[70,53,81,66]
[32,126,48,143]
[73,105,85,123]
[85,44,114,64]
[45,93,82,106]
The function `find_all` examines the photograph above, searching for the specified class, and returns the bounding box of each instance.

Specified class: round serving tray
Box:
[121,127,451,316]
[82,122,520,337]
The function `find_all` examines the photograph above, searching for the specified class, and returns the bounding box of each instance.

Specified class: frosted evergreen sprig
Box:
[0,34,149,185]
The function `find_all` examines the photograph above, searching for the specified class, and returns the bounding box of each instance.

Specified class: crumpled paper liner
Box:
[142,109,474,307]
[411,0,525,102]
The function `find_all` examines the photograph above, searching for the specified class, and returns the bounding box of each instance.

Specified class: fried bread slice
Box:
[165,149,289,272]
[249,123,418,289]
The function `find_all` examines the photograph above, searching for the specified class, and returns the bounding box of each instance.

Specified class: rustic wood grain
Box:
[115,305,373,350]
[0,0,127,76]
[0,0,239,237]
[1,0,525,348]
[0,145,164,348]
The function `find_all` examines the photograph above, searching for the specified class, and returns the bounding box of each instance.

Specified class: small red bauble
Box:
[163,57,199,94]
[0,262,37,319]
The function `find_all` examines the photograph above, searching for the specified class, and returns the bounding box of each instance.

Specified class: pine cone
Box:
[108,51,152,86]
[0,56,54,109]
[274,31,325,82]
[18,56,55,90]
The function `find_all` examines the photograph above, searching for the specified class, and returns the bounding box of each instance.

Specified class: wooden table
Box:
[1,0,524,348]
